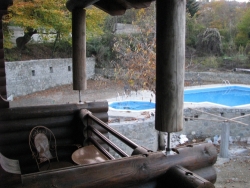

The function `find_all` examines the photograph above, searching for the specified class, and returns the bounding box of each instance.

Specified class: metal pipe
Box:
[166,132,171,152]
[79,90,82,103]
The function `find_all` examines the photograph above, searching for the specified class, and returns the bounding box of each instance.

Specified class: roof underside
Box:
[66,0,155,15]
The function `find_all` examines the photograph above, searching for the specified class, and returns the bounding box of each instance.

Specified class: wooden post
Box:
[72,8,87,91]
[155,0,185,132]
[220,122,230,158]
[0,0,12,109]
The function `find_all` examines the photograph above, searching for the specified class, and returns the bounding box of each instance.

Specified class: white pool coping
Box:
[184,84,250,108]
[108,100,156,112]
[107,84,250,119]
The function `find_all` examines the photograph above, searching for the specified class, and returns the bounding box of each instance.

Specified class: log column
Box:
[72,8,87,92]
[0,0,13,109]
[155,0,185,133]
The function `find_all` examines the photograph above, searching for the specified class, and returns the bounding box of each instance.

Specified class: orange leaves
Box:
[5,0,71,41]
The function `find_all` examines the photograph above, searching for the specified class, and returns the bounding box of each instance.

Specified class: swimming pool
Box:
[109,101,155,111]
[184,85,250,107]
[109,85,250,111]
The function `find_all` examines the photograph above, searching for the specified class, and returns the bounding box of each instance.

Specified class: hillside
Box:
[4,43,249,74]
[4,43,72,61]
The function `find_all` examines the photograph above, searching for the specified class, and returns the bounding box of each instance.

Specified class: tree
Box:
[113,3,156,92]
[197,0,246,54]
[186,13,204,48]
[85,6,108,40]
[4,1,107,49]
[235,8,250,47]
[112,1,202,92]
[196,28,223,56]
[5,0,71,49]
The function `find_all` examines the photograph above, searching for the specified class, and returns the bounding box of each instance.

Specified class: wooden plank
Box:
[94,0,127,16]
[0,99,9,108]
[0,67,6,76]
[0,102,108,120]
[0,39,3,48]
[0,126,77,145]
[66,0,99,12]
[66,0,153,15]
[94,0,153,16]
[0,75,6,85]
[125,0,153,9]
[0,135,80,159]
[0,85,7,94]
[72,8,86,90]
[0,1,13,11]
[193,166,217,184]
[0,58,4,67]
[0,10,8,15]
[0,48,4,58]
[21,143,217,188]
[0,115,75,133]
[155,0,185,132]
[0,142,30,158]
[0,165,22,188]
[0,137,80,158]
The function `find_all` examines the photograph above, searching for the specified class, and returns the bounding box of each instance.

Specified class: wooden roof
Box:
[0,0,13,9]
[66,0,155,15]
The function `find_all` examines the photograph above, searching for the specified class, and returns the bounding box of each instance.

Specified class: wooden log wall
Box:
[0,1,12,109]
[0,102,109,175]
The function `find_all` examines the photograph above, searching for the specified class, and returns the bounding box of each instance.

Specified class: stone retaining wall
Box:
[182,107,250,140]
[109,118,158,157]
[5,58,95,97]
[108,107,250,153]
[185,71,250,84]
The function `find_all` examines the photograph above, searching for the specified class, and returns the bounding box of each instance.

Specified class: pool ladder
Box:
[222,80,231,94]
[222,80,230,85]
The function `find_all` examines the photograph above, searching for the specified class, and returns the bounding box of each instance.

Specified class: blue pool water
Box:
[184,86,250,107]
[109,86,250,110]
[109,101,155,111]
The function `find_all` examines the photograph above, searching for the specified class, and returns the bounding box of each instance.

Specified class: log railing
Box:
[79,109,150,159]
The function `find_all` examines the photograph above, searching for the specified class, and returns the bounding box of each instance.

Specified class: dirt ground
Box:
[10,79,124,107]
[214,144,250,188]
[10,79,250,188]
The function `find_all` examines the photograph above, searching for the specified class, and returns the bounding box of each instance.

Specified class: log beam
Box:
[0,2,11,109]
[21,143,217,188]
[155,0,185,132]
[159,165,215,188]
[0,102,108,121]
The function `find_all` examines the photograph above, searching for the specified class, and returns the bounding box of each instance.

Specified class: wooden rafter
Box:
[66,0,154,15]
